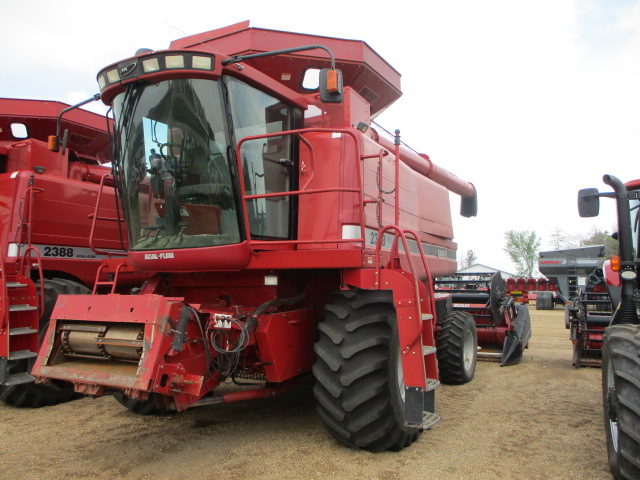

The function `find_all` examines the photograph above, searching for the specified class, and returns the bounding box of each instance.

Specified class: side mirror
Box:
[461,190,478,218]
[578,188,600,217]
[319,68,343,103]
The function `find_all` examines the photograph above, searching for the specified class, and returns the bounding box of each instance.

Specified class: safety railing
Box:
[88,173,127,257]
[18,246,45,316]
[91,260,131,294]
[373,225,436,317]
[235,128,367,251]
[14,174,43,247]
[0,249,7,337]
[12,174,45,316]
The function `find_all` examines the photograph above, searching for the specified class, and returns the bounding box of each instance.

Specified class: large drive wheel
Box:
[312,288,420,452]
[113,392,172,415]
[536,292,554,310]
[602,325,640,480]
[0,278,89,407]
[437,311,477,385]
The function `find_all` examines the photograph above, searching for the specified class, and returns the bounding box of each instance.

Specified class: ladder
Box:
[0,177,43,386]
[0,272,40,386]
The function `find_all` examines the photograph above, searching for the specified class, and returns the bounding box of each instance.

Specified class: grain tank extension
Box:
[33,22,478,451]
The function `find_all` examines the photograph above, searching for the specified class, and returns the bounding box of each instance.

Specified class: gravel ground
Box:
[0,307,612,480]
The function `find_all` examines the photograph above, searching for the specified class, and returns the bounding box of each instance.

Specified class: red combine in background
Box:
[0,98,140,407]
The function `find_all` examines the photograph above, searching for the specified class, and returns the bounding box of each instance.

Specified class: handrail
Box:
[14,177,46,316]
[18,246,45,316]
[89,173,127,257]
[374,225,422,304]
[235,128,366,252]
[403,229,437,321]
[92,260,130,294]
[0,249,8,335]
[15,175,44,247]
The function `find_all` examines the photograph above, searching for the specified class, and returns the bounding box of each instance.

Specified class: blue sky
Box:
[2,0,639,272]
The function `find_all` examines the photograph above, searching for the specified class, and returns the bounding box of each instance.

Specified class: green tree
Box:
[459,249,478,269]
[580,225,618,257]
[503,230,541,277]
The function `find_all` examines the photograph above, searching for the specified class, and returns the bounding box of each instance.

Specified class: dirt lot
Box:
[0,307,612,480]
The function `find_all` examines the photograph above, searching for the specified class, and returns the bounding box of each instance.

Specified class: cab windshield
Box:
[112,77,299,251]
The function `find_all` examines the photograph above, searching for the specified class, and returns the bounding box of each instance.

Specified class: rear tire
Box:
[536,292,553,310]
[437,311,477,385]
[602,325,640,480]
[113,392,172,415]
[312,288,420,452]
[0,278,89,408]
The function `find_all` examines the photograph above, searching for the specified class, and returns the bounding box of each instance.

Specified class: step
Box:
[426,378,440,391]
[9,304,38,312]
[3,372,35,386]
[8,350,37,360]
[6,282,28,288]
[422,345,437,356]
[9,327,38,336]
[478,351,502,358]
[421,411,441,430]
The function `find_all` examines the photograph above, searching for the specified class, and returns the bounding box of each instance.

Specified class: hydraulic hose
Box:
[244,285,311,332]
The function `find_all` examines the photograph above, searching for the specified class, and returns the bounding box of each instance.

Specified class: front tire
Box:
[602,325,640,480]
[536,292,553,310]
[437,311,477,385]
[0,278,89,407]
[113,392,172,415]
[312,288,419,452]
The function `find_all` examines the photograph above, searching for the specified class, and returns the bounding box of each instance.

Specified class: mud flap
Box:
[500,305,532,366]
[0,357,6,384]
[405,386,424,427]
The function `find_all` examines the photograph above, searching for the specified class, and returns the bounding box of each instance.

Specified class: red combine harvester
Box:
[0,97,132,407]
[435,272,531,365]
[578,175,640,479]
[33,23,479,451]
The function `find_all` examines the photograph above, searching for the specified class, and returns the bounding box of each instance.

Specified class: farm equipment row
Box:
[504,276,564,309]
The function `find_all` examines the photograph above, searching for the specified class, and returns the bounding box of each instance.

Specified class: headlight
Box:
[620,270,637,280]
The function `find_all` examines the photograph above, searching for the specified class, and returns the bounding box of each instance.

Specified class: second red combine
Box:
[33,22,479,451]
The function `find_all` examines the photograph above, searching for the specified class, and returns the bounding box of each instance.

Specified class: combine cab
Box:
[435,272,531,365]
[33,23,480,451]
